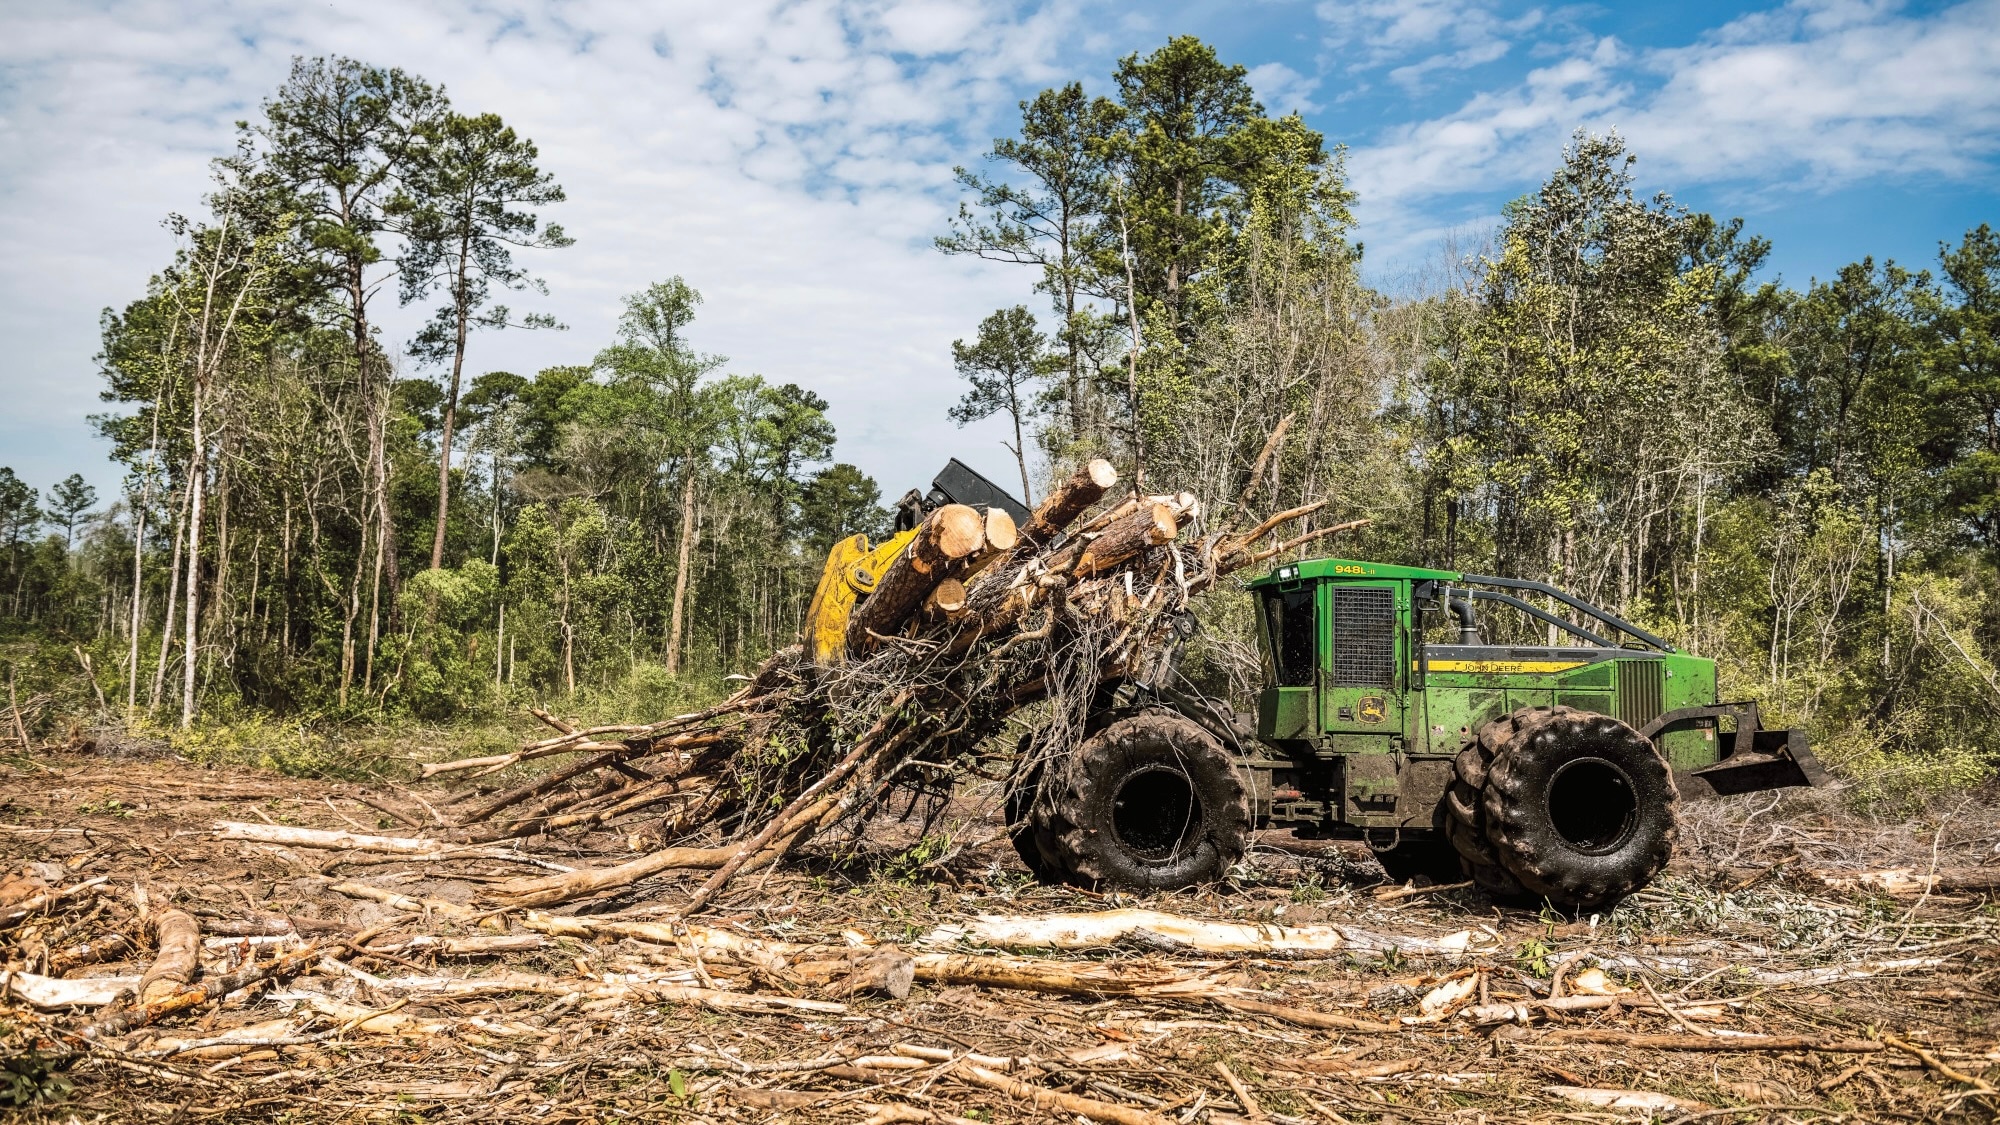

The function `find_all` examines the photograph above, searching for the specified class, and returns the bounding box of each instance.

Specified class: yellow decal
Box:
[1332,564,1371,575]
[1356,696,1388,723]
[1423,659,1590,674]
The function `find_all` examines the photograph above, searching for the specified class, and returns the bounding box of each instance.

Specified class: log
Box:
[0,970,139,1009]
[139,909,201,1003]
[1813,866,2000,895]
[213,821,450,854]
[960,1065,1172,1125]
[923,909,1498,958]
[1065,504,1176,578]
[1020,459,1117,547]
[81,921,397,1040]
[922,578,969,622]
[489,845,736,908]
[795,946,917,999]
[847,503,986,651]
[47,932,136,974]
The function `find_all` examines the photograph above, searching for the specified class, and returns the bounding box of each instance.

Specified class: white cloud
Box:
[1315,0,1544,83]
[1346,0,2000,268]
[1247,61,1320,114]
[0,0,1086,501]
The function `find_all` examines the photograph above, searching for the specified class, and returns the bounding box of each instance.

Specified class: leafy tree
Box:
[939,83,1119,448]
[1929,224,2000,546]
[593,279,725,673]
[800,464,886,552]
[393,110,571,571]
[1109,37,1322,343]
[948,306,1049,504]
[249,56,445,668]
[0,469,38,610]
[44,475,97,553]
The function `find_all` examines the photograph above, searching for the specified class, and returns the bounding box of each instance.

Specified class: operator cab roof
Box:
[1244,557,1460,588]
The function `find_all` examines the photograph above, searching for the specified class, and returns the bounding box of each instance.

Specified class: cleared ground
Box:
[3,745,1997,1123]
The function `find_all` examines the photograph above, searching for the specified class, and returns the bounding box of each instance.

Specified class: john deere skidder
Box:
[1008,558,1825,910]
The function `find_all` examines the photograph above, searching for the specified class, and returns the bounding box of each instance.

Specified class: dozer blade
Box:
[1681,726,1828,798]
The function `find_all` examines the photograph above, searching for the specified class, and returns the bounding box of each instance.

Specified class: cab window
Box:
[1261,586,1317,687]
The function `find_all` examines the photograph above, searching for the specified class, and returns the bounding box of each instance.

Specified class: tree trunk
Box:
[124,489,147,713]
[846,504,986,653]
[151,478,191,714]
[1020,459,1117,548]
[665,470,698,676]
[430,238,473,572]
[180,392,206,730]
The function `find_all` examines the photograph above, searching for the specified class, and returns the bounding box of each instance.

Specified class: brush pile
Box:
[352,453,1363,914]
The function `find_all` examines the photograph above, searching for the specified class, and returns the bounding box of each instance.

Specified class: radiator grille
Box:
[1616,660,1665,729]
[1332,586,1396,687]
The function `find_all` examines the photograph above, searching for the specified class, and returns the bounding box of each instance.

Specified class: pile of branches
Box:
[410,448,1362,913]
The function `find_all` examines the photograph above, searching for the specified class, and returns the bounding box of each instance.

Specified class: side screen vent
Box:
[1332,586,1396,687]
[1616,660,1665,729]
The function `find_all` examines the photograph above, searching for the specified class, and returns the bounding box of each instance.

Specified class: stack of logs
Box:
[422,445,1364,913]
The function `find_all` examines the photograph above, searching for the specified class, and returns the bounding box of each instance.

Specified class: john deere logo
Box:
[1357,696,1387,724]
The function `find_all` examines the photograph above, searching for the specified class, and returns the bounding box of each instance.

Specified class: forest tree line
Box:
[3,39,1997,797]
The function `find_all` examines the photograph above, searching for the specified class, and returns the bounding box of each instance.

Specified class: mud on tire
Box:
[1481,705,1677,911]
[1442,717,1528,898]
[1030,711,1251,891]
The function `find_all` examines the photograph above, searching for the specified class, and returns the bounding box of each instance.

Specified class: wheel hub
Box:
[1547,756,1638,854]
[1111,765,1199,858]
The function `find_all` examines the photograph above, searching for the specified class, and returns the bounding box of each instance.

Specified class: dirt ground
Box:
[3,745,1998,1124]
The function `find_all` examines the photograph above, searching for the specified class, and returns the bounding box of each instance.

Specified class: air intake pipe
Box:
[1444,588,1481,645]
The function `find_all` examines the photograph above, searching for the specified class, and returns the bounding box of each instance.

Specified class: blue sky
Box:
[2,0,1996,510]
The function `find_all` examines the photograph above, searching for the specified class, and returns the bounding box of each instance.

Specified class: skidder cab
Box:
[1242,559,1826,908]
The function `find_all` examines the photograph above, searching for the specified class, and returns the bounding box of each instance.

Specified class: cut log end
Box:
[1021,459,1118,547]
[983,508,1018,553]
[932,504,986,561]
[925,578,969,617]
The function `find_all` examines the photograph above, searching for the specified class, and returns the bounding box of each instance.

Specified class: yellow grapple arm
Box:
[801,528,920,665]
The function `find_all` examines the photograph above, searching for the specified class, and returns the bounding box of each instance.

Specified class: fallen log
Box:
[138,909,200,1003]
[80,922,396,1040]
[0,970,139,1009]
[923,909,1498,958]
[959,1064,1172,1125]
[1813,866,2000,895]
[47,931,137,974]
[488,846,737,908]
[213,821,449,854]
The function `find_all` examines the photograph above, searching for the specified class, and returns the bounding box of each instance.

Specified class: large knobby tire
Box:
[1442,717,1527,898]
[1031,712,1251,891]
[1475,705,1678,911]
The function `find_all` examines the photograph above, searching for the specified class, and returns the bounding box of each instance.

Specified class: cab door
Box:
[1318,580,1408,747]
